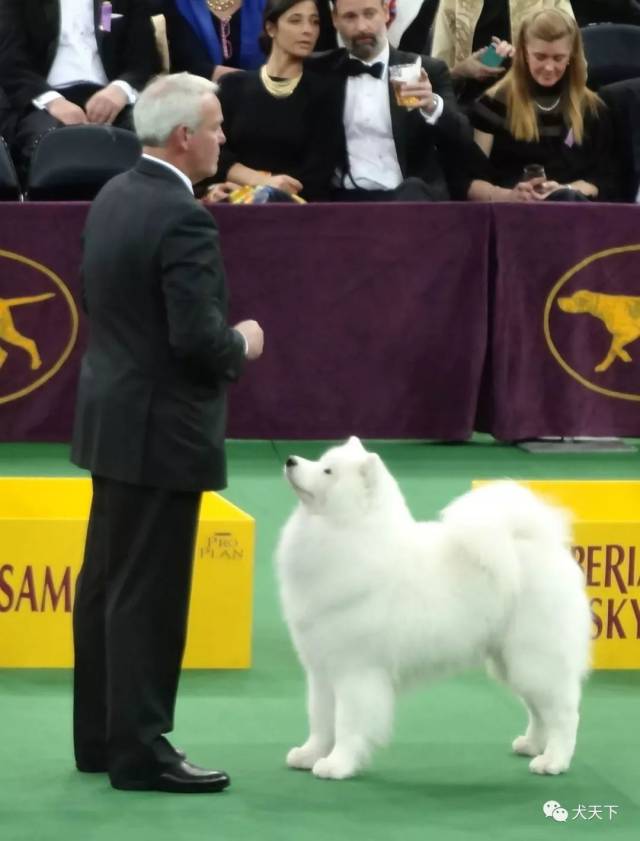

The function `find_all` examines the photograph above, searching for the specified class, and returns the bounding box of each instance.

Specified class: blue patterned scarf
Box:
[174,0,267,70]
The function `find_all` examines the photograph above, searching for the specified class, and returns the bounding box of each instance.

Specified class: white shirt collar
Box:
[349,40,390,72]
[142,153,194,194]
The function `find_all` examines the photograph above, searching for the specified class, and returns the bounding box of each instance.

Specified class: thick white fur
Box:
[275,437,591,781]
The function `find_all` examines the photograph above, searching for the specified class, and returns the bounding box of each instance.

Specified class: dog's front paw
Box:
[512,735,540,757]
[529,754,568,776]
[312,755,357,780]
[286,744,326,771]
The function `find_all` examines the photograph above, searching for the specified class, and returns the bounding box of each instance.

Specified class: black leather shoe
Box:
[112,760,230,793]
[153,760,230,793]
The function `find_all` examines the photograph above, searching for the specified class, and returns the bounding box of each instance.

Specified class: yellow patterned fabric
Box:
[431,0,575,69]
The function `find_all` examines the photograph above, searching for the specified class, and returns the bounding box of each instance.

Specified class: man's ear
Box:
[172,124,191,152]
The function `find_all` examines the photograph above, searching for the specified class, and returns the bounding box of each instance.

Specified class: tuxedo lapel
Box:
[332,50,352,187]
[41,0,59,30]
[38,0,61,68]
[388,48,411,175]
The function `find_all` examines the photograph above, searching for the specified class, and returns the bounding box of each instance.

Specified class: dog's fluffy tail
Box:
[439,481,571,604]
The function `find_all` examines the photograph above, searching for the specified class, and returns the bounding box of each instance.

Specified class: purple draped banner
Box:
[0,203,491,441]
[478,204,640,440]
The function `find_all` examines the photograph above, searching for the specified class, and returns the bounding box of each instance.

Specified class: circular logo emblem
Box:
[544,245,640,402]
[0,250,79,404]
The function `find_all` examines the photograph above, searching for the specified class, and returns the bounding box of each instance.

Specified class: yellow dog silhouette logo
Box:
[0,293,55,370]
[557,290,640,373]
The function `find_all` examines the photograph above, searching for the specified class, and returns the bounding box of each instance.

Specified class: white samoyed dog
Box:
[275,437,591,781]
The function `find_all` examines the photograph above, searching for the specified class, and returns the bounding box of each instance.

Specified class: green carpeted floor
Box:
[0,437,638,840]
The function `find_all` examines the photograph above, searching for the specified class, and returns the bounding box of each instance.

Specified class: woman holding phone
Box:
[467,8,620,203]
[431,0,574,104]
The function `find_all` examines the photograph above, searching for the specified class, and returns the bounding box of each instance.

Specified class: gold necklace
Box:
[259,65,302,98]
[206,0,239,15]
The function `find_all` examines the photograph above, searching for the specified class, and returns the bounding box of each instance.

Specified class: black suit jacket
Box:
[0,0,160,113]
[71,157,246,492]
[306,46,474,200]
[600,77,640,201]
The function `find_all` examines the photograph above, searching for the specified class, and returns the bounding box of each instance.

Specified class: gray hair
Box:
[133,73,219,146]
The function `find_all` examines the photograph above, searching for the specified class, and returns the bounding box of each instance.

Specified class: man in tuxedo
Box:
[71,72,264,793]
[309,0,474,201]
[0,0,160,176]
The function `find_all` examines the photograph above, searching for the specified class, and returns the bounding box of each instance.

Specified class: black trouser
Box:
[73,475,202,788]
[331,176,440,202]
[13,83,134,183]
[545,187,591,202]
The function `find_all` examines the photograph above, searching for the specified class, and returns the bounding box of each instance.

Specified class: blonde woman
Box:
[467,8,619,202]
[431,0,574,103]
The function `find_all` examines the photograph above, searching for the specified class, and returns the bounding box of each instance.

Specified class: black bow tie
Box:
[344,58,385,79]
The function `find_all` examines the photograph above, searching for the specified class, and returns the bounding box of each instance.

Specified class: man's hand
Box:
[46,97,88,125]
[85,84,128,125]
[234,319,264,360]
[510,179,547,202]
[401,68,436,112]
[452,38,514,82]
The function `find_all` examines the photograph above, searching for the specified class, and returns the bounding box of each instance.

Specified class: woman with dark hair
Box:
[164,0,335,80]
[214,0,338,199]
[467,8,619,202]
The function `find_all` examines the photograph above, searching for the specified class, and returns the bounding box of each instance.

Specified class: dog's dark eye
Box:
[323,468,332,475]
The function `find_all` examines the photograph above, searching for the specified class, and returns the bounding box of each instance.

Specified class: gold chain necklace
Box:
[259,65,303,98]
[206,0,239,16]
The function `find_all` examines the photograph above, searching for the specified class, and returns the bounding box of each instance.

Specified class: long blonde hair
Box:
[489,8,600,144]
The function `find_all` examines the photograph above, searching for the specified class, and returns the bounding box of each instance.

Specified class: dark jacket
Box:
[306,45,475,200]
[0,0,160,113]
[71,157,246,492]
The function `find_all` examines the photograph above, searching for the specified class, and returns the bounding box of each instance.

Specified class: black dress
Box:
[216,70,338,200]
[470,86,621,200]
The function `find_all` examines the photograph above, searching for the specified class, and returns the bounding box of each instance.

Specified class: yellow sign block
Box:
[473,480,640,669]
[0,478,254,669]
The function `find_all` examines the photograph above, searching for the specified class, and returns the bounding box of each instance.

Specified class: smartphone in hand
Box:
[480,43,505,67]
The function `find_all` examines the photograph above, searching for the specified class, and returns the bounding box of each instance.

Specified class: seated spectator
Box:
[306,0,474,202]
[572,0,640,26]
[431,1,574,105]
[0,0,160,179]
[216,0,339,200]
[468,8,620,203]
[164,0,335,80]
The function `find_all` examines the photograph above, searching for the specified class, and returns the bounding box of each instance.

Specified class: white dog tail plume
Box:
[439,481,571,607]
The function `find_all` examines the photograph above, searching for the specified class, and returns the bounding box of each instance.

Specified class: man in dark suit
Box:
[0,0,160,175]
[70,71,264,793]
[308,0,474,201]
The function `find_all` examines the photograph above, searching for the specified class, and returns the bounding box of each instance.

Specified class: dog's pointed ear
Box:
[347,435,365,451]
[359,453,380,484]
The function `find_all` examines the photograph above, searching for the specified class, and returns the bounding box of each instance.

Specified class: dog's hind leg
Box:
[527,683,580,776]
[312,669,394,780]
[287,670,335,771]
[512,699,547,758]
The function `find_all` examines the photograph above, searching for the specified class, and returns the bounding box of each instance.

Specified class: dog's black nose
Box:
[286,457,297,468]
